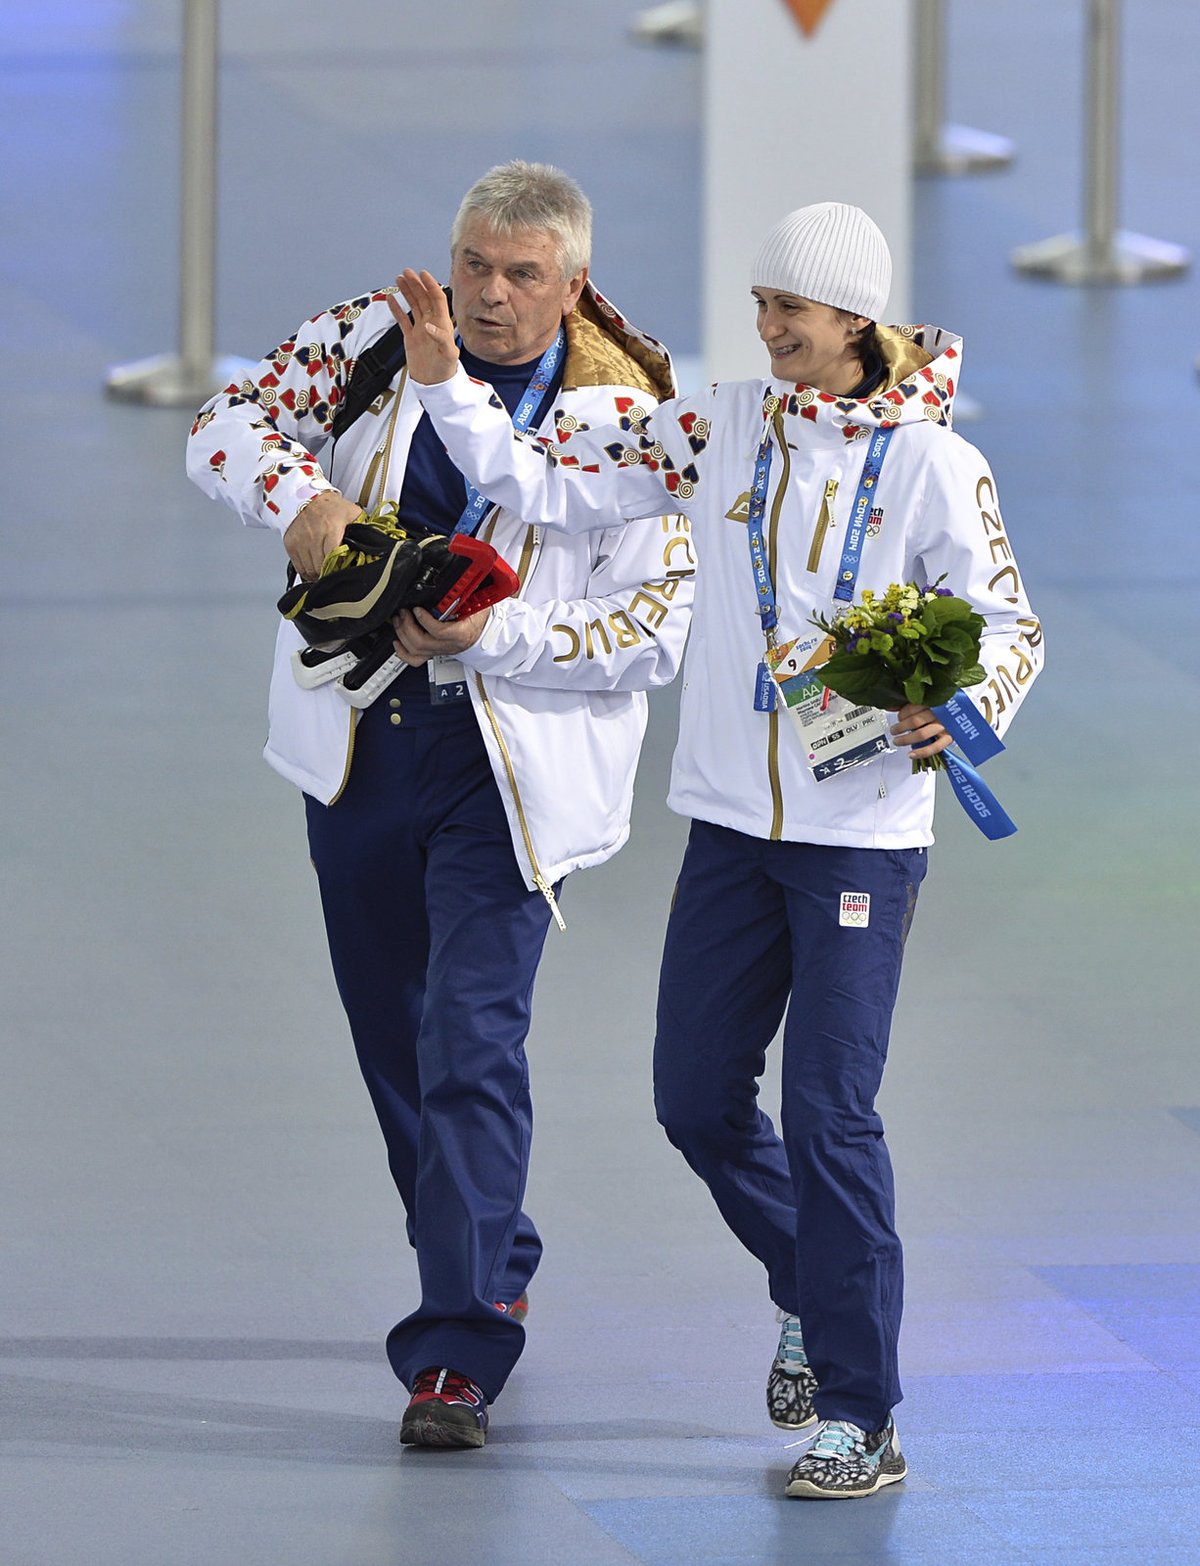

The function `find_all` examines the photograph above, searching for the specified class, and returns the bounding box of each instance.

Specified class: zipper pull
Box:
[536,873,567,932]
[807,478,840,575]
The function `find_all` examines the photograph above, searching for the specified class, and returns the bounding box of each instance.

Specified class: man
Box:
[389,199,1043,1496]
[186,161,692,1448]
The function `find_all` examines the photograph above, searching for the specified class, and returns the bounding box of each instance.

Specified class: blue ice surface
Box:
[1034,1263,1200,1371]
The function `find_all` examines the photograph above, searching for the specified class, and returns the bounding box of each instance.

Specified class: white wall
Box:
[703,0,913,378]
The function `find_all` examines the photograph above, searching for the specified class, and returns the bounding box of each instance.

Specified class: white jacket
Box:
[186,285,693,904]
[416,325,1043,849]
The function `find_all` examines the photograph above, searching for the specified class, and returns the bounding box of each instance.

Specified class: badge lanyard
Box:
[746,404,895,708]
[832,422,895,605]
[746,403,1018,834]
[453,327,565,535]
[745,408,782,652]
[421,327,565,711]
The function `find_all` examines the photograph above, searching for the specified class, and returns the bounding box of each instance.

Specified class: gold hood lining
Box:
[445,284,673,403]
[564,289,675,401]
[876,325,934,391]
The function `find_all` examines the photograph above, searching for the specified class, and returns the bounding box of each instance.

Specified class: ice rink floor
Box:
[3,3,1199,1562]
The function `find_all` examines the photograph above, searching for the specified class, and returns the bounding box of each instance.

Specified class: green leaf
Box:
[814,654,902,709]
[903,669,931,704]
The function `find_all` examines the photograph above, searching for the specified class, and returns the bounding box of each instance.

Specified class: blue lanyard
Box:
[746,400,897,641]
[833,423,895,604]
[454,327,565,535]
[746,411,780,642]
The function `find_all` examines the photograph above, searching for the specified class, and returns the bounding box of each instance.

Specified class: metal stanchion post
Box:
[1012,0,1189,283]
[910,0,990,418]
[106,0,251,406]
[913,0,1014,175]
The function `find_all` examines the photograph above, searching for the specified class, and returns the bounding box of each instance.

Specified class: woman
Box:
[391,201,1042,1498]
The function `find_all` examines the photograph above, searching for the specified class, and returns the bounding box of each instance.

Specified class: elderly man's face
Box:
[450,218,586,365]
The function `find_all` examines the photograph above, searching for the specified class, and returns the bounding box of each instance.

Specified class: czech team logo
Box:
[839,892,871,927]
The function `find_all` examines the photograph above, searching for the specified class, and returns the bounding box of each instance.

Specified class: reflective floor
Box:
[3,2,1199,1562]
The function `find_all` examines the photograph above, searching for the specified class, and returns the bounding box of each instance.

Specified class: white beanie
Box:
[752,202,891,321]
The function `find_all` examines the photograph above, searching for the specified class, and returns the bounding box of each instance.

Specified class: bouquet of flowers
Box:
[810,579,986,772]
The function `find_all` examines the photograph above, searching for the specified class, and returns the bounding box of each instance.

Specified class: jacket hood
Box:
[438,280,675,403]
[768,323,964,436]
[563,282,676,401]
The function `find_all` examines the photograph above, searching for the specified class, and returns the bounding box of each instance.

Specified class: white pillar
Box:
[703,0,913,380]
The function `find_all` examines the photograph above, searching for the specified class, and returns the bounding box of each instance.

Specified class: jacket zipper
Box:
[807,479,839,574]
[327,369,409,802]
[514,523,538,582]
[767,708,784,839]
[328,710,359,806]
[480,511,537,583]
[355,365,408,508]
[472,513,563,928]
[767,409,790,840]
[474,673,566,931]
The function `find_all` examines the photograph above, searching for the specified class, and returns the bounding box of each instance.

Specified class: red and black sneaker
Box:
[400,1367,489,1449]
[493,1291,530,1324]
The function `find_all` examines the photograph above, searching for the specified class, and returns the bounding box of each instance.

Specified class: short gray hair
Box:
[450,160,592,280]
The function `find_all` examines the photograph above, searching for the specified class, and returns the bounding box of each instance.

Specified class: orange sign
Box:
[783,0,836,36]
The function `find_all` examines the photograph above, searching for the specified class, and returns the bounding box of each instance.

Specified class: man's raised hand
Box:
[388,270,460,385]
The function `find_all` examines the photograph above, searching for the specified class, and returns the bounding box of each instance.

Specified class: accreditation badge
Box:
[428,656,469,704]
[766,637,891,781]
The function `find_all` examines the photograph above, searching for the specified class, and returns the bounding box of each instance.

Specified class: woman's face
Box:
[752,288,869,394]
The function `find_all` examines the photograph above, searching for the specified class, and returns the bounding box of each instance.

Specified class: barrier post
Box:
[1011,0,1189,283]
[913,0,1014,175]
[106,0,250,405]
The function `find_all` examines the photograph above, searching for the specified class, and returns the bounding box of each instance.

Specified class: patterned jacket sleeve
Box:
[184,292,394,533]
[460,513,695,693]
[416,368,713,534]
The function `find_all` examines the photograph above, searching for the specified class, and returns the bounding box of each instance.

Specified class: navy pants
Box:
[654,820,927,1432]
[304,679,555,1402]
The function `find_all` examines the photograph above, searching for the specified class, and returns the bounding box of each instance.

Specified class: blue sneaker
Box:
[767,1310,818,1430]
[784,1416,907,1499]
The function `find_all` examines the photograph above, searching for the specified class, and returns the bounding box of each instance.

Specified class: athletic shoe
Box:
[400,1367,489,1449]
[767,1310,818,1430]
[784,1416,907,1499]
[494,1291,529,1324]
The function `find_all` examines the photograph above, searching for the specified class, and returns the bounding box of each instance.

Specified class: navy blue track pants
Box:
[654,819,927,1432]
[304,684,555,1402]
